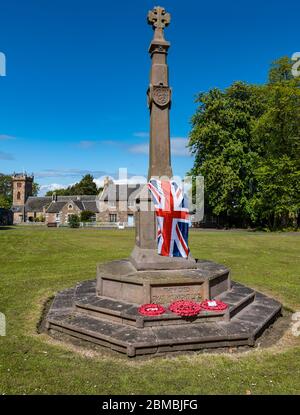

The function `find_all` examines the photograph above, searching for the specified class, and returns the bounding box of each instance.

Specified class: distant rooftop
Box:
[23,194,98,213]
[100,183,143,201]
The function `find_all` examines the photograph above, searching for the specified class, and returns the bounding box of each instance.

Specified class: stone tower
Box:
[12,173,33,223]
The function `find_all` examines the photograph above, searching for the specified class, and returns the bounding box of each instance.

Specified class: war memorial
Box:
[45,6,282,357]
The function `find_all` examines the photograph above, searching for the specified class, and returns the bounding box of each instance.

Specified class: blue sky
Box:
[0,0,299,194]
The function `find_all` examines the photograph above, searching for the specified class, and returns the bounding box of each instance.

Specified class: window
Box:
[17,182,22,188]
[68,204,73,209]
[109,214,117,223]
[17,192,21,200]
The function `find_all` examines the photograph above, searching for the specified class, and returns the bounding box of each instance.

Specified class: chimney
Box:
[52,192,57,202]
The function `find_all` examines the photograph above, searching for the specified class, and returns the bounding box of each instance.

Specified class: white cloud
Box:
[129,143,149,154]
[39,183,66,196]
[171,137,191,156]
[78,140,96,149]
[129,137,191,157]
[0,134,15,141]
[100,140,117,145]
[0,151,14,160]
[133,132,149,138]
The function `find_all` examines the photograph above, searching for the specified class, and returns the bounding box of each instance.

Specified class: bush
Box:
[80,210,95,222]
[68,214,80,228]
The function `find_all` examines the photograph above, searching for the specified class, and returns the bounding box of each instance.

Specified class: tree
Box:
[0,174,12,208]
[249,156,300,229]
[46,174,99,196]
[188,82,267,226]
[80,210,95,222]
[45,188,72,196]
[68,214,80,228]
[32,182,40,197]
[268,56,296,84]
[0,194,11,209]
[252,57,300,228]
[73,174,98,195]
[188,57,300,229]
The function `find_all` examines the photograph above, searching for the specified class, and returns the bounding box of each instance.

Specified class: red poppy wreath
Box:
[138,303,166,316]
[169,300,201,317]
[200,299,228,311]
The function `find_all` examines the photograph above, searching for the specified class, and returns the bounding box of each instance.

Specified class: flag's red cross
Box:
[151,180,189,257]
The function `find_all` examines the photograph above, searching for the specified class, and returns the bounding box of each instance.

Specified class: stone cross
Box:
[131,6,173,261]
[148,6,171,35]
[130,6,195,269]
[147,5,172,179]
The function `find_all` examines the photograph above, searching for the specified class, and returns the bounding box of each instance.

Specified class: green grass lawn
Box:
[0,227,300,394]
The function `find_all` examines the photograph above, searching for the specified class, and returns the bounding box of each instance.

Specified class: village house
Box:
[11,173,143,226]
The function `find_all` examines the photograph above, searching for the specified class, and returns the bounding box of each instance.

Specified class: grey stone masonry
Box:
[46,277,281,357]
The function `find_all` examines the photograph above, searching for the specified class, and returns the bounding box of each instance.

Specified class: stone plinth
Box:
[96,258,230,305]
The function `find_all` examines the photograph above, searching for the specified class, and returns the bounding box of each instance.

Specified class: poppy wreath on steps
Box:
[138,303,166,316]
[169,300,202,317]
[200,299,228,311]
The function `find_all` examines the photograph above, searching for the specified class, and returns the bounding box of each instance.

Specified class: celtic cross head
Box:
[147,6,171,30]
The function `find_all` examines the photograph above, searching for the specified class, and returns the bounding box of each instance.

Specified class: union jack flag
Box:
[148,179,190,258]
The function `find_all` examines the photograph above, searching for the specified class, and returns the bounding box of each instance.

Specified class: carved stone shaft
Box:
[147,6,172,179]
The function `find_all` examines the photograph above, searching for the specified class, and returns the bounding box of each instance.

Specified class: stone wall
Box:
[97,201,136,224]
[13,211,24,224]
[26,211,45,222]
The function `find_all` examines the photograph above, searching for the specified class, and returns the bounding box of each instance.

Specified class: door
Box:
[127,214,134,227]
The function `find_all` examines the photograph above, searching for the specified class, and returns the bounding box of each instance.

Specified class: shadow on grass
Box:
[0,226,16,230]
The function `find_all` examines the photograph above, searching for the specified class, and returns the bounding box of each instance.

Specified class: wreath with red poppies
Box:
[169,300,202,317]
[200,299,228,311]
[138,303,166,316]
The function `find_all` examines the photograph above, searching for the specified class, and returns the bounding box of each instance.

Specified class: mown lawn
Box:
[0,226,300,395]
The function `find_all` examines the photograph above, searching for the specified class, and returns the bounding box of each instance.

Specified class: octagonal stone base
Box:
[45,257,282,357]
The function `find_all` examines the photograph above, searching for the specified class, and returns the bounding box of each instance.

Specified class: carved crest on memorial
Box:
[148,84,171,108]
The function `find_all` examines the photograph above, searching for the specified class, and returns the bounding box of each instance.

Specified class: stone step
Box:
[74,280,227,328]
[47,288,281,357]
[46,280,281,357]
[231,291,282,340]
[73,280,257,328]
[217,281,255,319]
[47,311,248,357]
